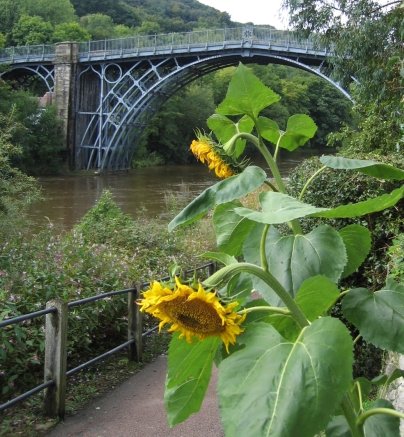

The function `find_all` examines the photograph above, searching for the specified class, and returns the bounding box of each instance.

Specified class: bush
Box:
[0,189,216,401]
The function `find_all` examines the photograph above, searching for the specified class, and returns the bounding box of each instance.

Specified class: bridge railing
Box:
[0,26,325,65]
[77,26,320,58]
[0,44,55,63]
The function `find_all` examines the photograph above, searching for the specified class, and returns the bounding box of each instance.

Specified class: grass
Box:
[0,330,171,437]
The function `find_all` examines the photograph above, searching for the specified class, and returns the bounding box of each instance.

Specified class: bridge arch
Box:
[76,49,351,171]
[1,64,54,93]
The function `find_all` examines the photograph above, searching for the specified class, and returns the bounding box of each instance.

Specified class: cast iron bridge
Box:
[0,26,348,172]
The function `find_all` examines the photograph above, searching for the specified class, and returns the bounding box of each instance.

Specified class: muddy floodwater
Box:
[29,150,319,231]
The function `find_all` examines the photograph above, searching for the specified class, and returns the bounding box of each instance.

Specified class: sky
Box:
[199,0,289,29]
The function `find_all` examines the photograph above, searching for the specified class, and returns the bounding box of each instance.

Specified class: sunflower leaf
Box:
[215,63,280,119]
[168,165,267,231]
[320,155,404,180]
[218,318,353,437]
[278,114,318,151]
[213,201,256,256]
[243,224,347,305]
[339,224,371,279]
[165,333,220,427]
[342,277,404,353]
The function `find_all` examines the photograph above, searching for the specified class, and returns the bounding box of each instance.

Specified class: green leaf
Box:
[320,156,404,180]
[165,333,220,427]
[339,225,372,279]
[168,165,267,231]
[243,224,347,306]
[256,116,281,145]
[213,201,256,256]
[363,399,400,437]
[218,273,253,300]
[342,277,404,353]
[215,63,280,119]
[200,251,238,266]
[267,275,340,341]
[278,114,318,151]
[310,186,404,219]
[325,416,352,437]
[218,318,353,437]
[372,369,404,387]
[235,191,329,224]
[207,114,254,158]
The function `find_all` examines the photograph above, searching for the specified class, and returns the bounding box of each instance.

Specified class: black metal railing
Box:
[0,262,216,418]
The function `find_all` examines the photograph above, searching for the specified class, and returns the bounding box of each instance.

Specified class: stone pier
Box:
[53,42,79,167]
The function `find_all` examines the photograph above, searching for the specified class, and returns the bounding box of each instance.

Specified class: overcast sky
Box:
[198,0,393,29]
[199,0,289,29]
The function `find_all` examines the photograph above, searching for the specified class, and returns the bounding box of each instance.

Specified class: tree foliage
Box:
[11,15,54,46]
[282,0,404,153]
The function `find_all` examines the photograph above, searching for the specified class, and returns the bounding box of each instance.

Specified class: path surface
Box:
[46,355,225,437]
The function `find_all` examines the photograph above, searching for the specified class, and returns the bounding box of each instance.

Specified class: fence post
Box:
[208,262,217,277]
[128,283,142,362]
[43,299,68,419]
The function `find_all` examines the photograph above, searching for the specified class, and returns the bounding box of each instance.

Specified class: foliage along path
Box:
[45,355,224,437]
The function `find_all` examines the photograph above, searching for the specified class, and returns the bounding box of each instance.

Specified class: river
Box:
[29,150,319,231]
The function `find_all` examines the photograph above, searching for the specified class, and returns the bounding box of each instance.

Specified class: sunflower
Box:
[190,131,239,179]
[137,277,245,353]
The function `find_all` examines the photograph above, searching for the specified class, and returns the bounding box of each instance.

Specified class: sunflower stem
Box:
[203,262,310,329]
[356,408,404,428]
[299,165,327,201]
[241,306,291,316]
[260,224,270,273]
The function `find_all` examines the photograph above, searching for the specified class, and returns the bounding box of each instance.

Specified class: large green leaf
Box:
[325,416,352,437]
[207,114,254,158]
[342,277,404,353]
[235,191,329,224]
[215,63,280,119]
[218,318,353,437]
[168,165,267,231]
[320,156,404,180]
[339,225,372,279]
[256,116,281,145]
[310,186,404,219]
[200,251,238,266]
[278,114,318,151]
[165,333,220,427]
[267,275,340,341]
[363,399,400,437]
[213,201,256,256]
[243,224,347,306]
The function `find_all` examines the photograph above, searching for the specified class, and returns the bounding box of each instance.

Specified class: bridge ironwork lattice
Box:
[0,27,349,172]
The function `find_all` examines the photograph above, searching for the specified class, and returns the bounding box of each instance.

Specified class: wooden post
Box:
[43,299,68,419]
[128,283,142,362]
[208,262,217,277]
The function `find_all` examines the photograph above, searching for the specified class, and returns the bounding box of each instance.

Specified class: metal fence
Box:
[0,262,216,418]
[0,26,322,64]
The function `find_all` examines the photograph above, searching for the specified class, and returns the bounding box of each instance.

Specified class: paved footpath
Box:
[46,355,225,437]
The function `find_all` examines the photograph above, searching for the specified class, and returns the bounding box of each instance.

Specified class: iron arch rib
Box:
[75,49,351,172]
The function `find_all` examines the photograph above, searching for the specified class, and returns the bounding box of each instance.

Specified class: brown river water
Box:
[29,150,320,231]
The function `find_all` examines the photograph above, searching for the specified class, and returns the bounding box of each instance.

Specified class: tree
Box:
[70,0,141,28]
[281,0,404,153]
[51,22,91,43]
[16,0,77,26]
[0,0,20,44]
[0,113,42,242]
[12,15,54,45]
[80,14,116,40]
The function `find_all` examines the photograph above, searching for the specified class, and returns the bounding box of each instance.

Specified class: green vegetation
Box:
[0,189,215,403]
